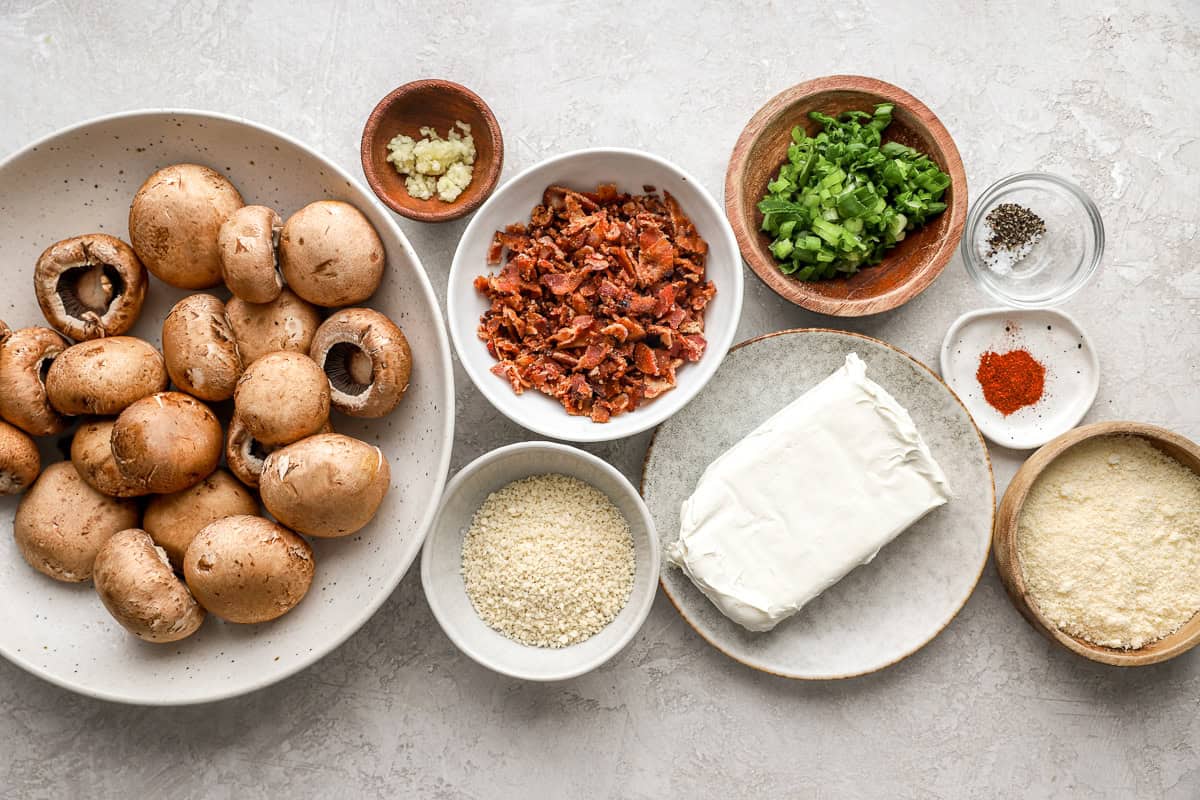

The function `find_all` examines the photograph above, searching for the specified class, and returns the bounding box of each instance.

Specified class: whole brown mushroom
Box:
[183,515,315,624]
[225,288,321,367]
[70,418,150,498]
[279,200,385,307]
[0,326,70,436]
[128,163,244,289]
[13,461,139,582]
[260,433,390,538]
[34,234,149,341]
[46,336,169,416]
[93,529,206,643]
[0,420,40,495]
[143,469,258,569]
[309,308,413,418]
[225,414,332,489]
[233,351,329,446]
[111,392,223,494]
[217,205,283,304]
[161,294,243,401]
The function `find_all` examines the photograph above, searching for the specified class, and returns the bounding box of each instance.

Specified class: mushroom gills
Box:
[57,261,125,321]
[243,433,275,472]
[324,341,375,396]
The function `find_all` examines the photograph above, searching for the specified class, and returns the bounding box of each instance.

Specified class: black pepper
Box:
[984,202,1046,261]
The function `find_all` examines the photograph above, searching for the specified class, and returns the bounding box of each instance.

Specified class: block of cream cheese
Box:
[667,352,951,632]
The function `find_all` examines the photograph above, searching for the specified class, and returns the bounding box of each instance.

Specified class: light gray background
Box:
[2,1,1198,797]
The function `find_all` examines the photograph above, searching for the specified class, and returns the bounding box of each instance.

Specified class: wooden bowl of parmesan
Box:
[994,421,1200,666]
[360,79,503,223]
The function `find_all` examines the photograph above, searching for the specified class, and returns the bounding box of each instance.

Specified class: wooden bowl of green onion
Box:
[725,76,967,317]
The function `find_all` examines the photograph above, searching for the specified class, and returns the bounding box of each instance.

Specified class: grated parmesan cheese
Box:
[1018,435,1200,649]
[461,474,635,648]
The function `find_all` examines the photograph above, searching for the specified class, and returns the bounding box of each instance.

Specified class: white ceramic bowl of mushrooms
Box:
[0,110,454,705]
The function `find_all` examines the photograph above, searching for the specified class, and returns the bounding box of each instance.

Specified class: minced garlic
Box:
[386,121,476,203]
[1018,436,1200,649]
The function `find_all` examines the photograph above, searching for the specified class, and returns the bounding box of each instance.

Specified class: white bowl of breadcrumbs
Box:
[421,441,660,681]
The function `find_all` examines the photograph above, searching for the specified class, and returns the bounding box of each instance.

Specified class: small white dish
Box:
[421,441,660,681]
[447,147,744,443]
[940,307,1099,449]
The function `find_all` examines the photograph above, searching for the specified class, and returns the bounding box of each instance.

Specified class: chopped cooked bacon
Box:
[579,342,612,370]
[487,236,504,265]
[665,192,708,256]
[680,334,706,362]
[636,225,675,287]
[614,315,647,341]
[474,183,715,421]
[542,270,587,296]
[548,315,594,346]
[627,294,658,315]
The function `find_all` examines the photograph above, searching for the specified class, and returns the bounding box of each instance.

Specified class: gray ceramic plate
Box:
[643,329,994,679]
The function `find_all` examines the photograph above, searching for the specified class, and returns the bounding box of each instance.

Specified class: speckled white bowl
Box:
[0,110,454,705]
[421,441,659,681]
[447,148,744,443]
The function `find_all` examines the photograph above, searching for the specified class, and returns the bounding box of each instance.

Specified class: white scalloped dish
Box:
[940,308,1098,450]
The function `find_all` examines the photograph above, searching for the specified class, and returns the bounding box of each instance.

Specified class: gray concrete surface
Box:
[2,0,1199,797]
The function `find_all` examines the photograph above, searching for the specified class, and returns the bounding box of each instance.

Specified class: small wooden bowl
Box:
[360,79,503,223]
[725,76,967,316]
[994,421,1200,666]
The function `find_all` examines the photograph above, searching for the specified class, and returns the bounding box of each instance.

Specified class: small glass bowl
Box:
[961,172,1104,308]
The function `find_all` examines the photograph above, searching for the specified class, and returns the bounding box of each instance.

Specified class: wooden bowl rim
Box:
[641,327,995,680]
[993,420,1200,666]
[724,75,968,317]
[359,79,504,223]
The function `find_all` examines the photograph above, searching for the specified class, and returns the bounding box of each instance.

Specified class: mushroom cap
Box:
[0,419,40,495]
[0,319,10,344]
[225,288,321,367]
[233,351,329,446]
[34,234,149,341]
[70,418,151,498]
[260,433,390,538]
[218,205,283,304]
[161,294,243,401]
[93,529,206,643]
[310,308,412,418]
[128,163,244,289]
[278,200,385,307]
[0,326,70,436]
[143,468,258,569]
[46,336,169,416]
[111,392,223,494]
[14,461,140,582]
[225,414,332,489]
[183,515,315,624]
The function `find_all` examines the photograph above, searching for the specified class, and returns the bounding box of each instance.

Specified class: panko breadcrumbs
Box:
[461,473,635,648]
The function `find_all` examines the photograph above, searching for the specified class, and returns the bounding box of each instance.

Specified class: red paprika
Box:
[976,349,1045,416]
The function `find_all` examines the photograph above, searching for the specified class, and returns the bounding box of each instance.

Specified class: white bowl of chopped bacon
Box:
[448,148,744,442]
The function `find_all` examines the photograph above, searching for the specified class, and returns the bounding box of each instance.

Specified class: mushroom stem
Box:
[70,263,118,313]
[0,469,24,494]
[348,348,374,386]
